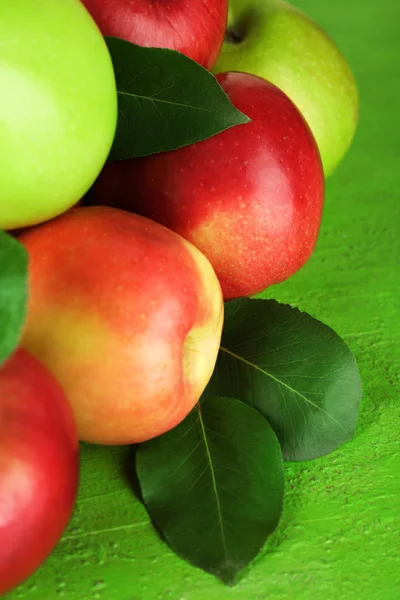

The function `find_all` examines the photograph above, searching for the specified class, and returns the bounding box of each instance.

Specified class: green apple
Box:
[0,0,117,230]
[214,0,358,176]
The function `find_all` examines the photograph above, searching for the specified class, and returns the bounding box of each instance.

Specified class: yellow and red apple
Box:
[20,206,224,445]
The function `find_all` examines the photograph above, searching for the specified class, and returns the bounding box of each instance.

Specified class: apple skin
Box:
[9,201,83,239]
[81,0,228,70]
[90,72,325,300]
[0,0,117,230]
[20,206,224,445]
[213,0,358,177]
[0,349,79,596]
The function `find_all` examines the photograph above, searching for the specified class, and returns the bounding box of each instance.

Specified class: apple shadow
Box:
[121,445,144,504]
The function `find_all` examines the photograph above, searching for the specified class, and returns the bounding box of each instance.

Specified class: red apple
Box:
[20,206,224,445]
[0,349,78,596]
[91,72,325,300]
[80,0,228,70]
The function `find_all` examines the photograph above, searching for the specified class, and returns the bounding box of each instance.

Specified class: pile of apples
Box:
[0,0,358,595]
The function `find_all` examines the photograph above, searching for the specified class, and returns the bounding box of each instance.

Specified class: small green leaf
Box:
[208,298,362,461]
[105,37,250,160]
[0,231,28,365]
[136,396,284,584]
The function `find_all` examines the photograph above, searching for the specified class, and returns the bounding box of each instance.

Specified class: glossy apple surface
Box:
[0,349,79,595]
[91,72,325,300]
[0,0,117,230]
[81,0,228,69]
[20,206,224,445]
[213,0,359,176]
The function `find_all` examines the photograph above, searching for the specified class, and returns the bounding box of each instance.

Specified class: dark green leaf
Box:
[208,298,362,461]
[136,396,284,584]
[0,231,28,365]
[105,37,250,160]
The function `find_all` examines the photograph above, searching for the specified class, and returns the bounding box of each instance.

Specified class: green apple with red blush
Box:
[20,206,224,445]
[91,72,325,300]
[214,0,359,176]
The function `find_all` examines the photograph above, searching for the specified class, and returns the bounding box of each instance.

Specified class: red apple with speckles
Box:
[91,72,325,299]
[0,349,78,596]
[81,0,228,70]
[20,206,223,445]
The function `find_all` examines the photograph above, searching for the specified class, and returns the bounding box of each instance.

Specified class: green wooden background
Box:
[6,0,399,598]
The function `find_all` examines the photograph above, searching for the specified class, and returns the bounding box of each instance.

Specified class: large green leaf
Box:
[208,298,362,461]
[136,396,284,584]
[105,38,250,160]
[0,231,28,365]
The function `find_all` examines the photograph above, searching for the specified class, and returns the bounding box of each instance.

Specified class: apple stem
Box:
[224,27,243,44]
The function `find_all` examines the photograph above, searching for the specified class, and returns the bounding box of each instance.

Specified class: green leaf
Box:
[208,298,362,462]
[0,231,28,365]
[105,37,250,160]
[136,396,284,585]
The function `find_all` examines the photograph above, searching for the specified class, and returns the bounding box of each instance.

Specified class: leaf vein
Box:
[117,90,221,113]
[220,346,349,434]
[197,405,229,563]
